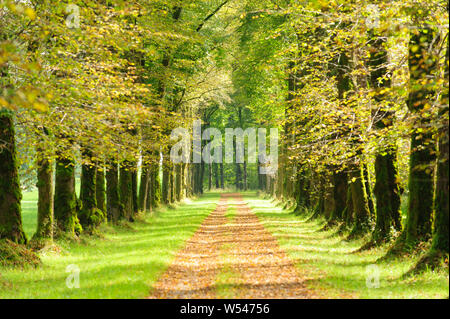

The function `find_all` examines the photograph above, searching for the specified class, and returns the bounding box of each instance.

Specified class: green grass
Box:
[244,192,449,299]
[21,190,39,239]
[0,192,219,299]
[225,204,236,221]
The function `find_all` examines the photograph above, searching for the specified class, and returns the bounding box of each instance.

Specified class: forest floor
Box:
[0,191,448,298]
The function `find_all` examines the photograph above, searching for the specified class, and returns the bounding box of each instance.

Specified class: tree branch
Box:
[196,0,230,32]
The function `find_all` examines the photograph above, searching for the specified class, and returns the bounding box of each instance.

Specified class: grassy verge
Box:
[21,190,39,239]
[0,193,219,298]
[244,192,449,299]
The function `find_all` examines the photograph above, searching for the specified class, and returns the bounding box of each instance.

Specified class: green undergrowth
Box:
[0,240,41,268]
[244,192,449,299]
[0,192,219,298]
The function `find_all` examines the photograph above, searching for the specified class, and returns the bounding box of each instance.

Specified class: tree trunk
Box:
[208,163,212,191]
[363,163,375,217]
[200,160,205,194]
[404,26,438,243]
[176,164,182,201]
[373,151,401,242]
[79,153,105,231]
[169,165,175,203]
[220,162,224,189]
[243,158,248,191]
[235,162,242,190]
[0,112,27,244]
[214,162,220,188]
[96,164,106,214]
[162,157,170,204]
[33,153,53,242]
[119,161,134,221]
[106,161,122,223]
[431,37,449,252]
[131,169,138,216]
[329,170,347,224]
[138,165,150,212]
[148,163,161,210]
[54,156,81,237]
[369,30,402,243]
[348,164,372,238]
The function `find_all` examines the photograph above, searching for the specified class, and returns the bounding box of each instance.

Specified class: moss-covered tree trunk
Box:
[175,164,182,201]
[181,163,187,199]
[368,30,402,243]
[138,165,150,212]
[131,169,139,216]
[373,152,401,241]
[170,165,176,203]
[323,174,335,221]
[431,37,449,253]
[329,170,348,225]
[149,163,161,209]
[119,161,134,221]
[54,156,81,237]
[32,151,53,243]
[325,168,347,229]
[220,162,224,189]
[106,161,122,223]
[0,111,27,244]
[404,26,438,244]
[214,162,220,189]
[146,169,153,212]
[348,164,372,238]
[363,163,375,217]
[96,164,106,214]
[162,156,171,204]
[79,152,105,232]
[294,166,310,214]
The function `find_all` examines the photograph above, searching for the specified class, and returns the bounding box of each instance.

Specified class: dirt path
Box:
[149,193,315,299]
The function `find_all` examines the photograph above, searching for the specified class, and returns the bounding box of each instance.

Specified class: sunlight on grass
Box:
[0,193,220,299]
[244,193,449,299]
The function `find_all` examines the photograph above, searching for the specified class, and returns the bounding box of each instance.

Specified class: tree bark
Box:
[329,170,347,224]
[431,37,449,252]
[348,164,372,238]
[214,162,220,188]
[33,153,53,242]
[368,30,402,243]
[0,112,27,244]
[106,161,122,223]
[132,169,138,216]
[79,152,105,231]
[96,164,106,214]
[404,26,438,243]
[54,156,81,237]
[138,165,150,212]
[119,161,134,221]
[220,162,224,189]
[208,163,212,191]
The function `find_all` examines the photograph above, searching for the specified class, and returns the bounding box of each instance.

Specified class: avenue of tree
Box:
[0,0,448,271]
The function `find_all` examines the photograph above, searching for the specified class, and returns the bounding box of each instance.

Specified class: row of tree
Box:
[0,0,238,246]
[0,0,448,272]
[237,0,448,266]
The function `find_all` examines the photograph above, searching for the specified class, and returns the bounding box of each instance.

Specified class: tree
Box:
[0,111,27,244]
